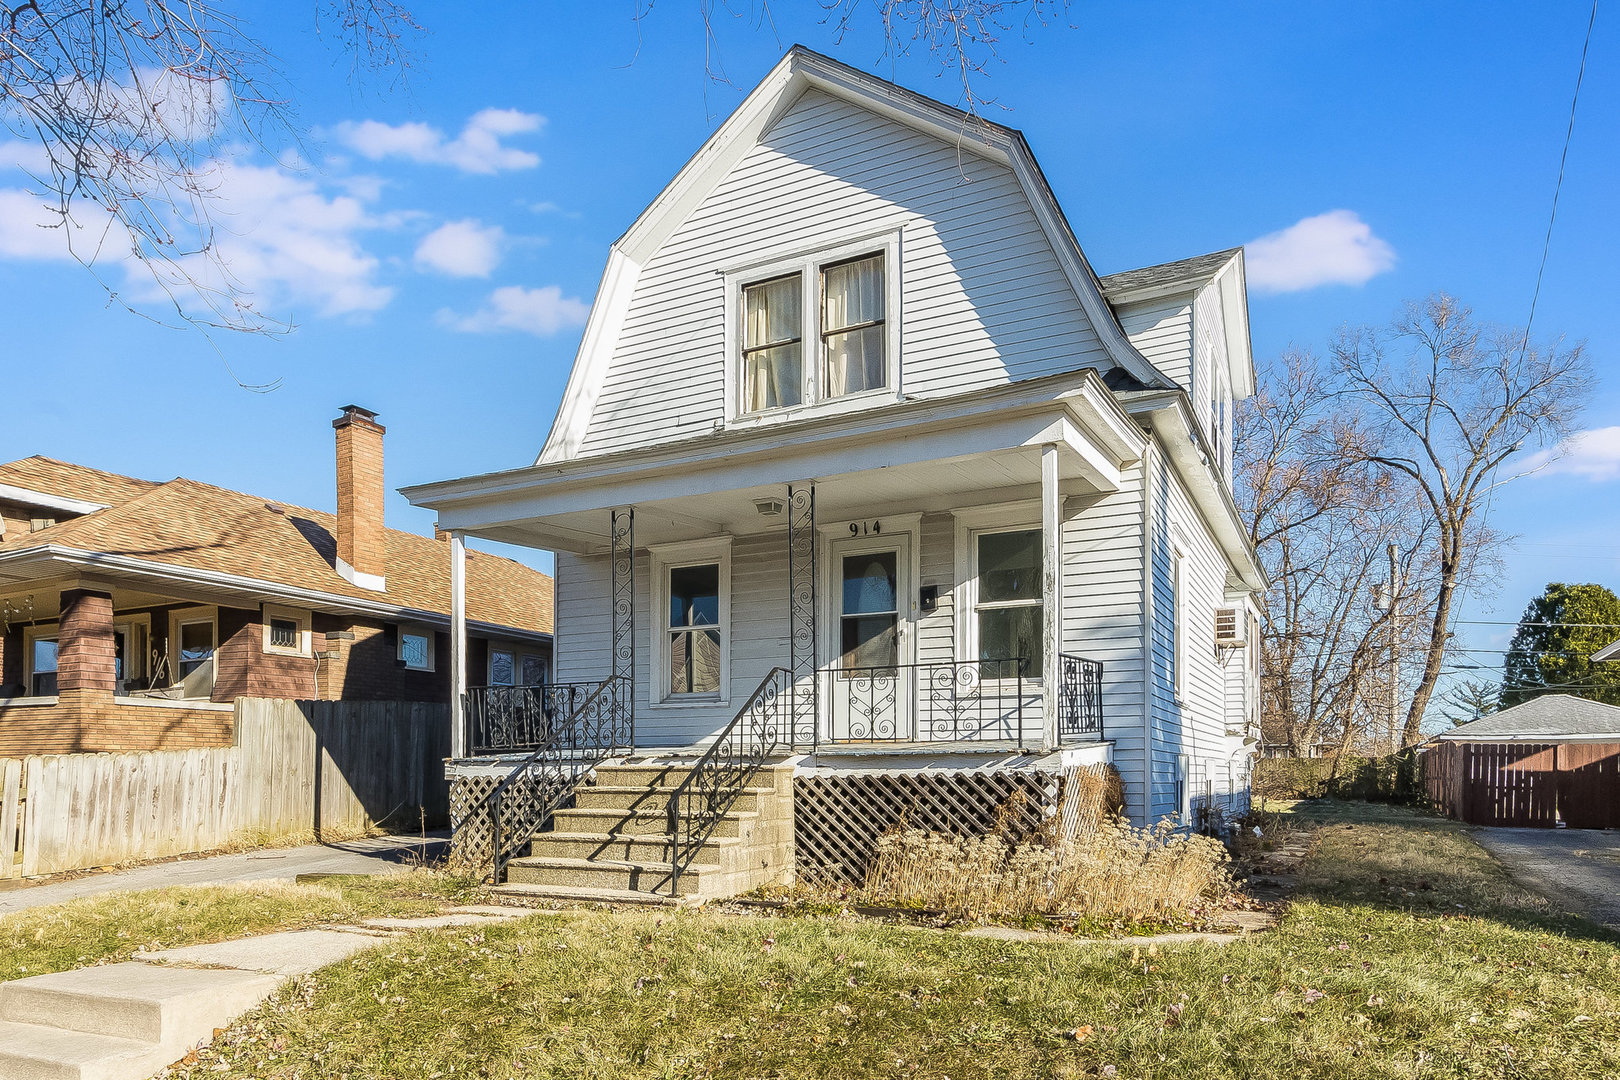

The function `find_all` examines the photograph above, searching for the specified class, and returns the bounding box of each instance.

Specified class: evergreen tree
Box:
[1500,583,1620,707]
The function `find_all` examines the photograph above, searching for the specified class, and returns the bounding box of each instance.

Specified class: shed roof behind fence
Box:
[1437,694,1620,742]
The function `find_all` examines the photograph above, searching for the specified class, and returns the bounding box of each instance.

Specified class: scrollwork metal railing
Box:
[827,657,1030,745]
[466,682,612,756]
[1058,653,1104,741]
[479,675,631,883]
[664,666,796,896]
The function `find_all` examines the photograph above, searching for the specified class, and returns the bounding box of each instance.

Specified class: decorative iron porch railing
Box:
[477,675,631,883]
[664,666,799,896]
[466,682,621,756]
[826,657,1031,746]
[1058,653,1104,741]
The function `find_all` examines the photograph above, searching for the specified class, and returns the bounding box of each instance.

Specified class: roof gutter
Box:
[0,546,550,646]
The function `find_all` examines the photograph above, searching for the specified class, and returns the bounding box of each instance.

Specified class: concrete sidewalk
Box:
[0,832,448,916]
[0,904,523,1080]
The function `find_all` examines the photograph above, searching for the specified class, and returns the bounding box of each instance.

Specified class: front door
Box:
[826,534,912,741]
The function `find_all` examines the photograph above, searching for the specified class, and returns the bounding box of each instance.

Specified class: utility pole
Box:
[1387,542,1399,753]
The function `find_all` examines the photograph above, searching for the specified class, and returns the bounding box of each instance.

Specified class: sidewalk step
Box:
[0,1017,174,1080]
[0,962,278,1045]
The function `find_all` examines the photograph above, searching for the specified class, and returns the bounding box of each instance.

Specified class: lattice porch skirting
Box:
[450,773,563,877]
[793,764,1118,885]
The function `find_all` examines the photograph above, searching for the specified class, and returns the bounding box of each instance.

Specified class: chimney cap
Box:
[334,404,384,431]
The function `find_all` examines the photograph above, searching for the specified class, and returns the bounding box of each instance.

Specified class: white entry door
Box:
[826,534,913,742]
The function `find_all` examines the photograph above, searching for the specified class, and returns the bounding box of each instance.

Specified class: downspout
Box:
[1138,438,1158,824]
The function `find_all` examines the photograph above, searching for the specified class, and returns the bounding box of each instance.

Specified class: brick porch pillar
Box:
[58,589,117,693]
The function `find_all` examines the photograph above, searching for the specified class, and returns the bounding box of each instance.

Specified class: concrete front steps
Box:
[496,759,795,904]
[0,962,278,1080]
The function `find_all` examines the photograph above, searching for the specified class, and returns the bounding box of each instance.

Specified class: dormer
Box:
[1101,249,1254,484]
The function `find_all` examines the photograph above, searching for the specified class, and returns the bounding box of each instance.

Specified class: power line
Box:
[1453,620,1620,628]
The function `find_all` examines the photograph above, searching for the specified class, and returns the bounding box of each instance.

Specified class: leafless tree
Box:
[1334,294,1592,747]
[1237,349,1437,757]
[1,1,420,335]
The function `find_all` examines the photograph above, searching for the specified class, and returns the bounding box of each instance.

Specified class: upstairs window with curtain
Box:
[742,274,803,412]
[821,253,885,398]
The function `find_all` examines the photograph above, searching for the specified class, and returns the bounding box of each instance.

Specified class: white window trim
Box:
[262,604,313,658]
[1171,545,1188,703]
[647,537,732,709]
[722,229,903,427]
[486,645,549,687]
[168,606,218,685]
[114,613,151,686]
[398,624,436,672]
[952,502,1045,682]
[22,622,59,697]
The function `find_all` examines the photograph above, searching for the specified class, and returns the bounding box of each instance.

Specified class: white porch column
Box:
[1041,442,1063,751]
[449,529,468,759]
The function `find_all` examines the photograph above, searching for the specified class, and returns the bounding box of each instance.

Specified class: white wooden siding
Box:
[1114,297,1192,394]
[577,88,1114,458]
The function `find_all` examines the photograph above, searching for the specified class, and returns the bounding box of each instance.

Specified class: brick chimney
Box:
[334,404,386,592]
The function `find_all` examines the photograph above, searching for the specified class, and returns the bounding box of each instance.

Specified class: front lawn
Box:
[168,803,1620,1079]
[0,871,480,981]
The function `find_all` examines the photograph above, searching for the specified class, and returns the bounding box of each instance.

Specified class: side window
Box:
[974,529,1043,678]
[1172,550,1187,701]
[742,274,803,412]
[821,253,885,398]
[399,628,435,672]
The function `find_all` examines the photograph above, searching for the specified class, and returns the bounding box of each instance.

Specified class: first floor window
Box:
[975,529,1043,677]
[488,648,546,686]
[178,619,215,678]
[268,617,299,650]
[666,562,722,696]
[743,273,803,411]
[399,629,434,672]
[30,636,58,696]
[822,252,886,397]
[1172,551,1187,700]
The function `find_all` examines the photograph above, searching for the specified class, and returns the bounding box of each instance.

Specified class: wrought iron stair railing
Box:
[1058,653,1104,740]
[664,666,800,896]
[478,675,630,884]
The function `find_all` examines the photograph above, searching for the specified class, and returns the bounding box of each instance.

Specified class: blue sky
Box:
[2,2,1616,704]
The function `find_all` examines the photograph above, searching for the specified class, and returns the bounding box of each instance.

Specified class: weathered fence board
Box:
[1426,740,1620,828]
[1,697,449,878]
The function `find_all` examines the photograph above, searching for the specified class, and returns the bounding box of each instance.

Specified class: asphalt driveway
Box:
[1472,827,1620,930]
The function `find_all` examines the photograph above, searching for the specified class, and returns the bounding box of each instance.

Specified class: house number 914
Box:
[849,521,882,536]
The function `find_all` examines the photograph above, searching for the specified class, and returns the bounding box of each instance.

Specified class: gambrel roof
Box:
[538,45,1178,465]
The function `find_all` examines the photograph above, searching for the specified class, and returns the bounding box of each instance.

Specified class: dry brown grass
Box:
[858,816,1233,923]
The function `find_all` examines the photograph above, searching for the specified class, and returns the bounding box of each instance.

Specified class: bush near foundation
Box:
[1254,749,1425,805]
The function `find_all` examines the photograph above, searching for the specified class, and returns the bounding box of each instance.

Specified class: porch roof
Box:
[404,369,1146,554]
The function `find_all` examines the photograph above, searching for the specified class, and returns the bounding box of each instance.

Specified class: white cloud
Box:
[440,285,588,336]
[414,219,504,277]
[334,108,544,174]
[0,188,126,260]
[1520,426,1620,482]
[1244,210,1396,293]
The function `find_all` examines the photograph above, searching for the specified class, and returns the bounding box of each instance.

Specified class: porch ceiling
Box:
[421,374,1145,554]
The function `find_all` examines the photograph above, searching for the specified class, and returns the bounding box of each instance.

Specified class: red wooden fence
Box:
[1425,740,1620,828]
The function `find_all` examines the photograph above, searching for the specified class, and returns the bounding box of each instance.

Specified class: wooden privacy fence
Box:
[1424,740,1620,829]
[1,698,448,879]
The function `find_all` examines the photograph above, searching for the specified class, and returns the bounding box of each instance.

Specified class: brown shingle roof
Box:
[0,456,161,506]
[0,467,551,636]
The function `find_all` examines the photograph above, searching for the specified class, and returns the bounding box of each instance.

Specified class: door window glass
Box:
[840,551,898,670]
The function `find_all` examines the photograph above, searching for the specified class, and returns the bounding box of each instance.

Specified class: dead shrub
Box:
[858,816,1234,923]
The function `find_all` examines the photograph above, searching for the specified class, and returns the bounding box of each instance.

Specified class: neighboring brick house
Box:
[0,406,553,756]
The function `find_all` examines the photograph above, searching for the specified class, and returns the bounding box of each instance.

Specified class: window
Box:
[29,634,58,697]
[488,648,547,687]
[262,604,311,657]
[839,550,899,670]
[731,235,898,418]
[743,274,803,411]
[974,530,1043,677]
[399,628,434,672]
[821,253,885,398]
[651,539,731,704]
[1171,549,1187,701]
[667,563,722,695]
[178,619,214,678]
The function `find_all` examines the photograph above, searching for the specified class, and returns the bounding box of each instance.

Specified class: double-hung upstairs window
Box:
[735,242,893,417]
[821,254,885,397]
[743,274,803,411]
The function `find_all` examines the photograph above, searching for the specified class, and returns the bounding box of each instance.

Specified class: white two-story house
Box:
[405,47,1264,900]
